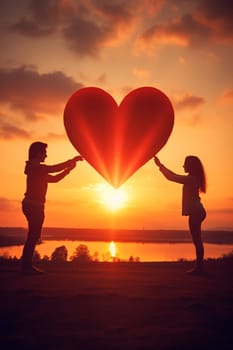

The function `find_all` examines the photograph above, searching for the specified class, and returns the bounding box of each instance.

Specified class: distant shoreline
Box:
[0,227,233,247]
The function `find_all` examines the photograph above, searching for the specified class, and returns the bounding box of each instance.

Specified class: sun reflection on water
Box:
[109,241,117,258]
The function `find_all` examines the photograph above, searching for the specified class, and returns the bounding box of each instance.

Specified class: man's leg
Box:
[22,201,44,272]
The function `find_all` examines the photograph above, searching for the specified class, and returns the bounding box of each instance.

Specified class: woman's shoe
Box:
[186,267,203,275]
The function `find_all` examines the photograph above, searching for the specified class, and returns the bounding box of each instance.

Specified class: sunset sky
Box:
[0,0,232,231]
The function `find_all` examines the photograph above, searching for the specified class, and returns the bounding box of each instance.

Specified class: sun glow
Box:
[96,183,128,211]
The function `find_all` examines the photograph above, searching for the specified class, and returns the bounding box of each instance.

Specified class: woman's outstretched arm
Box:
[154,156,194,185]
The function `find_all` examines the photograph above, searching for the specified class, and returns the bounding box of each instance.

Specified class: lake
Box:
[0,240,233,262]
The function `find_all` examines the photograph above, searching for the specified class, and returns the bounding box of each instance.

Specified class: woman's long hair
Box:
[185,156,207,193]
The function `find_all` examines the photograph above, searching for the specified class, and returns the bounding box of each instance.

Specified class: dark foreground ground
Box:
[1,259,233,350]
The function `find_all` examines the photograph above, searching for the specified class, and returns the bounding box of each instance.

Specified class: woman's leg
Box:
[22,201,44,271]
[188,211,206,271]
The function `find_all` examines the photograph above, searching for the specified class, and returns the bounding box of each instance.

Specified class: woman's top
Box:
[159,164,204,216]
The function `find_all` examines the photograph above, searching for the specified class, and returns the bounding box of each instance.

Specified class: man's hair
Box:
[28,141,47,160]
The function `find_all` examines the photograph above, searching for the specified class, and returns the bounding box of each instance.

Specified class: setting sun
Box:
[95,184,128,211]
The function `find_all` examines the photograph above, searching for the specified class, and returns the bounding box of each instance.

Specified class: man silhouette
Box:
[21,141,83,274]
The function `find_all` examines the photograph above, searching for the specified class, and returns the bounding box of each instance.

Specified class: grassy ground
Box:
[1,259,233,350]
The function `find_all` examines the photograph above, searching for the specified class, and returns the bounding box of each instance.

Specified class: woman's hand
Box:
[154,156,161,167]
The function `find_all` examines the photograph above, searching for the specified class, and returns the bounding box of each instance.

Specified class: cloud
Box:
[46,132,66,140]
[196,0,233,42]
[208,208,233,215]
[218,90,233,104]
[138,14,209,50]
[0,118,31,139]
[0,65,82,119]
[11,18,54,37]
[9,0,74,37]
[59,1,146,57]
[137,0,233,51]
[7,0,164,58]
[5,0,232,58]
[0,197,18,212]
[133,68,151,79]
[173,93,205,110]
[96,73,107,85]
[62,15,109,58]
[8,0,142,57]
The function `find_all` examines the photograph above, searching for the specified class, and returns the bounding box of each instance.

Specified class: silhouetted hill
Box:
[0,227,233,246]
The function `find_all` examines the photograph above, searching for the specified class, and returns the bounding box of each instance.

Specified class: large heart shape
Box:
[64,86,174,188]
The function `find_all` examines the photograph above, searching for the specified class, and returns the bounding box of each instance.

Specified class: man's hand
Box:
[73,155,83,162]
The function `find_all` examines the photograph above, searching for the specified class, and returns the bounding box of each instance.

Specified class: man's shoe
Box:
[22,266,44,275]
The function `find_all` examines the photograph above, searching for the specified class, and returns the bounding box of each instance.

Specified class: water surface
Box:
[1,240,232,262]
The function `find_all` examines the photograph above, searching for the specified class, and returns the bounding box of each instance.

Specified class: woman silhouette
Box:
[22,141,83,274]
[154,155,206,275]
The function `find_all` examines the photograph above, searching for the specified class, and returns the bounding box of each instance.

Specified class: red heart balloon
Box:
[64,86,174,188]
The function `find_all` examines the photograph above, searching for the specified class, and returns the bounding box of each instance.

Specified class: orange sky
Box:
[0,0,232,230]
